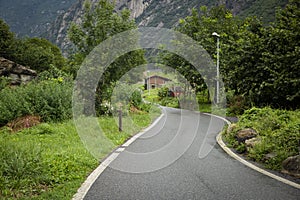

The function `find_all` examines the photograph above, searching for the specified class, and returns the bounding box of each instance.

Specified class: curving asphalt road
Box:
[83,107,300,200]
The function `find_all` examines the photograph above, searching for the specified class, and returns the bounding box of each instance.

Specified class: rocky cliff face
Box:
[46,0,152,53]
[46,0,288,53]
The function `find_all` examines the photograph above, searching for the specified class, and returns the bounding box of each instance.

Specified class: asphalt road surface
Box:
[84,107,300,200]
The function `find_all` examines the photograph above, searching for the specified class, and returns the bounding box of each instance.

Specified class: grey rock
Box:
[0,57,37,85]
[236,128,257,143]
[245,137,261,150]
[263,152,277,162]
[282,155,300,178]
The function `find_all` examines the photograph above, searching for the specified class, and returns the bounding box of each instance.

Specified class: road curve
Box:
[83,107,300,200]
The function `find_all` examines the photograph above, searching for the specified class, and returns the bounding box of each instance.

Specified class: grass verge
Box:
[0,109,161,199]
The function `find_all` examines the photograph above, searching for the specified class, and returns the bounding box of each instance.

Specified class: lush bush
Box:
[0,77,10,91]
[0,80,73,126]
[160,97,179,108]
[224,107,300,170]
[130,90,143,108]
[196,89,210,104]
[158,87,169,100]
[156,87,179,108]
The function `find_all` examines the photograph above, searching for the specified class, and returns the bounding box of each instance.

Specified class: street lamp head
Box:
[212,32,220,37]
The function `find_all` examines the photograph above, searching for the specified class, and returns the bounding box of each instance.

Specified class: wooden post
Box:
[118,109,122,132]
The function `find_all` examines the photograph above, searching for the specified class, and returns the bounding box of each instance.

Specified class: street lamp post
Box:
[212,32,220,104]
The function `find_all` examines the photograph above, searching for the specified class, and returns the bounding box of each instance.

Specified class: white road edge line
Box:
[204,113,300,190]
[72,111,165,200]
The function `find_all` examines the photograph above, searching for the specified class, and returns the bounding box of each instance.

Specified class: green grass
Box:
[223,107,300,170]
[0,110,161,199]
[199,103,212,113]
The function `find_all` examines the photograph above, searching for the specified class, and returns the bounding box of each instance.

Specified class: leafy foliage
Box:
[0,19,14,59]
[130,90,143,108]
[0,80,72,126]
[163,1,299,110]
[11,38,66,72]
[0,19,66,73]
[158,87,169,100]
[68,0,146,116]
[224,107,300,170]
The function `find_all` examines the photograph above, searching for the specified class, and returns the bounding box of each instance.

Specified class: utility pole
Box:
[212,32,220,104]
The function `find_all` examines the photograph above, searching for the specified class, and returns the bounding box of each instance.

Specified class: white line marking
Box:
[72,153,119,200]
[116,148,125,152]
[72,110,165,200]
[216,133,300,189]
[204,113,300,190]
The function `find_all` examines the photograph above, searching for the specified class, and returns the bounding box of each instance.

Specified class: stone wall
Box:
[0,57,37,85]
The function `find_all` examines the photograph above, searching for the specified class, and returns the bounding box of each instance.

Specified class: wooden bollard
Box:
[118,109,122,132]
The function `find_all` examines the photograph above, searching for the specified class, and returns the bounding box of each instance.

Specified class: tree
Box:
[12,37,66,72]
[161,6,242,103]
[229,0,300,109]
[0,19,66,73]
[257,0,300,108]
[0,19,15,60]
[68,0,145,115]
[163,2,300,110]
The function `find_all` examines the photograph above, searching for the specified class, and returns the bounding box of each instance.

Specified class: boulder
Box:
[245,137,261,150]
[236,128,257,143]
[282,155,300,178]
[262,152,277,162]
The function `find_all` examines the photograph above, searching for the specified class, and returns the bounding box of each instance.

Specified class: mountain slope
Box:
[45,0,151,52]
[47,0,288,52]
[0,0,78,37]
[0,0,288,50]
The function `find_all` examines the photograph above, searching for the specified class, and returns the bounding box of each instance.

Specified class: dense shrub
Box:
[0,77,10,91]
[0,80,73,126]
[160,97,179,108]
[158,87,169,100]
[130,90,143,108]
[224,107,300,170]
[157,87,179,108]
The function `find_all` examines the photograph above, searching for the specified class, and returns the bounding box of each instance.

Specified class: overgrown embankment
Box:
[223,107,300,172]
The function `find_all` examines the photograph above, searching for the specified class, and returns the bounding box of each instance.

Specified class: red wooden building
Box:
[145,75,171,89]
